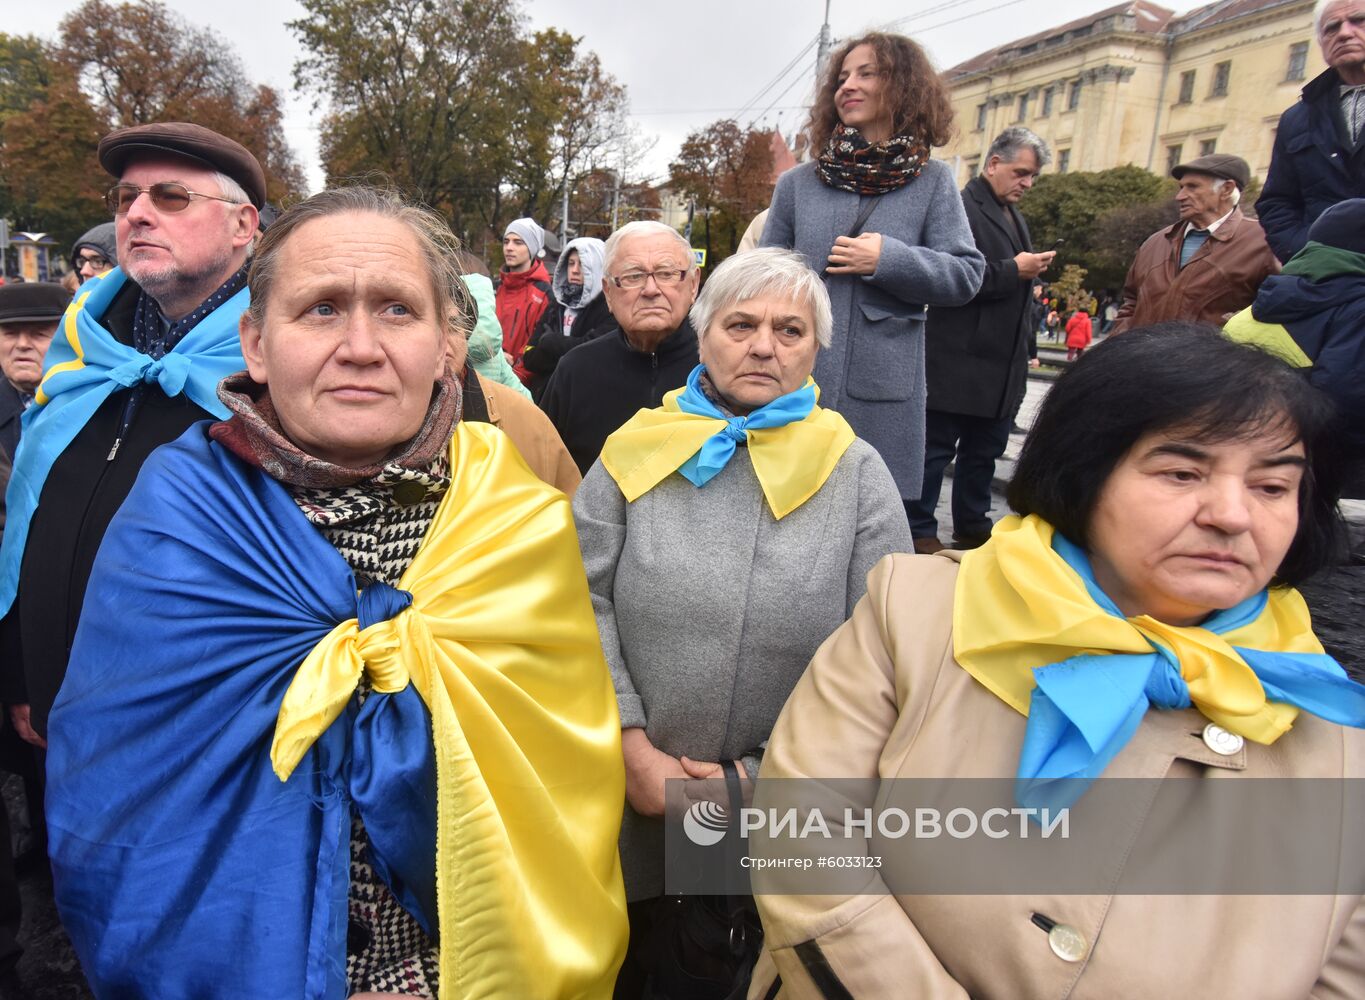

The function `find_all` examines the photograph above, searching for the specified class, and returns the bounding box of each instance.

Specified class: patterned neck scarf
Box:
[210,370,461,489]
[815,123,929,195]
[133,265,249,360]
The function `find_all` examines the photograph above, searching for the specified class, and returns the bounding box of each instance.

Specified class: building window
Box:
[1199,138,1217,156]
[1017,92,1030,122]
[975,103,987,131]
[1067,80,1082,110]
[1177,70,1196,104]
[965,158,980,178]
[1210,61,1231,97]
[1041,87,1054,116]
[1058,149,1071,173]
[1287,41,1309,81]
[1166,144,1183,173]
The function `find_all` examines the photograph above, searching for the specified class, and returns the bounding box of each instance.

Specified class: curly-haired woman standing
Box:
[762,32,985,508]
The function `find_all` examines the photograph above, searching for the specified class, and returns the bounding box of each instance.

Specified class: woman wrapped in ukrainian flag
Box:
[45,186,628,999]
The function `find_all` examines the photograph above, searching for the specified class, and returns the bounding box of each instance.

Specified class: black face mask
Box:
[565,281,584,302]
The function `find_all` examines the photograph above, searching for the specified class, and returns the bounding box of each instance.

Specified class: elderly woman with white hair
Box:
[572,247,912,999]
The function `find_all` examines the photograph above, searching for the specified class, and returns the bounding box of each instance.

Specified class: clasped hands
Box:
[621,726,751,818]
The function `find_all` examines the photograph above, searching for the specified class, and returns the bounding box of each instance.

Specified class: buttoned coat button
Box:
[1202,723,1244,756]
[1048,923,1088,962]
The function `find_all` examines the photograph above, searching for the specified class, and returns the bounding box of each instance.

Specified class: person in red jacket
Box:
[1065,308,1093,361]
[496,218,553,385]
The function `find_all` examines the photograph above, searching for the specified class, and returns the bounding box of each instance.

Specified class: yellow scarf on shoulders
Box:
[954,514,1322,744]
[600,380,855,519]
[271,422,627,999]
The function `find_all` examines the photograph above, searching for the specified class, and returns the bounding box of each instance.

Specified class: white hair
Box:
[688,247,833,349]
[209,170,251,206]
[1315,0,1352,34]
[603,220,694,274]
[1225,180,1242,207]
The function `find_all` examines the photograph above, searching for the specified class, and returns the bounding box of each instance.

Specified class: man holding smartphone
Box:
[909,126,1054,553]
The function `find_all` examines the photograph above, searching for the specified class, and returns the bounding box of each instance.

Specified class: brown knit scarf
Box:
[210,371,462,488]
[815,123,929,195]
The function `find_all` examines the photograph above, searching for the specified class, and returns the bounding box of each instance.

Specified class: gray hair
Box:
[985,126,1052,171]
[209,170,251,206]
[689,247,833,349]
[244,185,472,338]
[603,220,694,275]
[1315,0,1352,34]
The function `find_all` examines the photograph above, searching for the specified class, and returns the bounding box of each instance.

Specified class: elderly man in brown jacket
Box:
[1112,154,1278,333]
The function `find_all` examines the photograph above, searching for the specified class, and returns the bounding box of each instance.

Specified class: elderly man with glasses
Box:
[0,122,262,753]
[540,220,701,474]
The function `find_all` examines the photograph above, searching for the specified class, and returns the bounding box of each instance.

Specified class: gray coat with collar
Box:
[761,160,985,499]
[572,437,912,900]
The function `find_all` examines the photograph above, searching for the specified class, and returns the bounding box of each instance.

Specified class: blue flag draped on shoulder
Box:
[0,267,247,616]
[47,420,628,999]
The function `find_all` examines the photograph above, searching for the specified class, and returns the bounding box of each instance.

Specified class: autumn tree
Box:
[56,0,304,202]
[668,120,775,266]
[292,0,636,254]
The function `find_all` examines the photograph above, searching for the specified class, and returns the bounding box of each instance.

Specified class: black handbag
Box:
[645,761,761,1000]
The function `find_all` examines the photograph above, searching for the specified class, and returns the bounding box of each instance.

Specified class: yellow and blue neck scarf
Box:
[600,364,855,519]
[0,267,246,617]
[46,421,627,998]
[954,515,1365,812]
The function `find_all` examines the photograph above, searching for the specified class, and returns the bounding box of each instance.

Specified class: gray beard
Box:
[126,246,236,313]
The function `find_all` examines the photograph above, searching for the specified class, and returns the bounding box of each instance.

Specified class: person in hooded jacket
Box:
[522,237,616,401]
[70,222,117,284]
[495,217,553,387]
[1224,198,1365,496]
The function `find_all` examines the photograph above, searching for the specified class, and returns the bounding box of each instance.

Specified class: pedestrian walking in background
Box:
[909,126,1053,554]
[1258,0,1365,262]
[761,31,984,505]
[495,216,552,385]
[1065,307,1092,360]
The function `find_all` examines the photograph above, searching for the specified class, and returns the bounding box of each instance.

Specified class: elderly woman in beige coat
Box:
[750,325,1365,999]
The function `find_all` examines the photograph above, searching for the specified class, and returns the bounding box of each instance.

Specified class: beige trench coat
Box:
[750,552,1365,999]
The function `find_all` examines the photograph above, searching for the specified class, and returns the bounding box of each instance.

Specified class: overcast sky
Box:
[10,0,1212,192]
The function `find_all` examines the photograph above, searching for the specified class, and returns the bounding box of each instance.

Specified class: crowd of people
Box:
[0,1,1361,998]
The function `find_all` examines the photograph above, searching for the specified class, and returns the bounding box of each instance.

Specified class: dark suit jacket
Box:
[0,381,24,470]
[1259,68,1365,263]
[924,175,1034,420]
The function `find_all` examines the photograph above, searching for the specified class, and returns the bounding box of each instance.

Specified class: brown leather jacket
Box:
[1112,208,1279,334]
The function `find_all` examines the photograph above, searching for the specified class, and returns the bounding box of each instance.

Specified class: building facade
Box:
[941,0,1325,186]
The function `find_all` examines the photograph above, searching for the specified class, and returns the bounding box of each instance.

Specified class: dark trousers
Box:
[905,409,1011,540]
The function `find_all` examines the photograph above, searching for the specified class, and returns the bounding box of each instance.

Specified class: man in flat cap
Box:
[1112,154,1279,334]
[0,283,67,471]
[0,122,262,750]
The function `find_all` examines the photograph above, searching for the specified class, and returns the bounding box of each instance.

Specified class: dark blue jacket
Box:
[1252,269,1365,457]
[1258,69,1365,263]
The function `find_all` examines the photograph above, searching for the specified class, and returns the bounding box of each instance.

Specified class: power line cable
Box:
[733,34,821,123]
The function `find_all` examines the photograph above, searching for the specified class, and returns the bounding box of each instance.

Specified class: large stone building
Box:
[942,0,1325,185]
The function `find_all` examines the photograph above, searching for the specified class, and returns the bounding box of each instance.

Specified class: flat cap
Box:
[1171,153,1251,190]
[97,122,267,208]
[0,283,70,325]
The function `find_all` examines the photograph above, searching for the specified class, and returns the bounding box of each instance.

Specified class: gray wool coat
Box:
[761,160,986,499]
[572,438,912,900]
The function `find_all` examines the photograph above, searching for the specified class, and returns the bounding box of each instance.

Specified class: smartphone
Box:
[1049,239,1065,251]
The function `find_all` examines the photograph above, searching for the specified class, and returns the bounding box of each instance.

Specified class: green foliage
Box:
[1019,165,1175,291]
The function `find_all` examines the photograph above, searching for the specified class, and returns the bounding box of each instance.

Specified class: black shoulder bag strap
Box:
[847,195,884,238]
